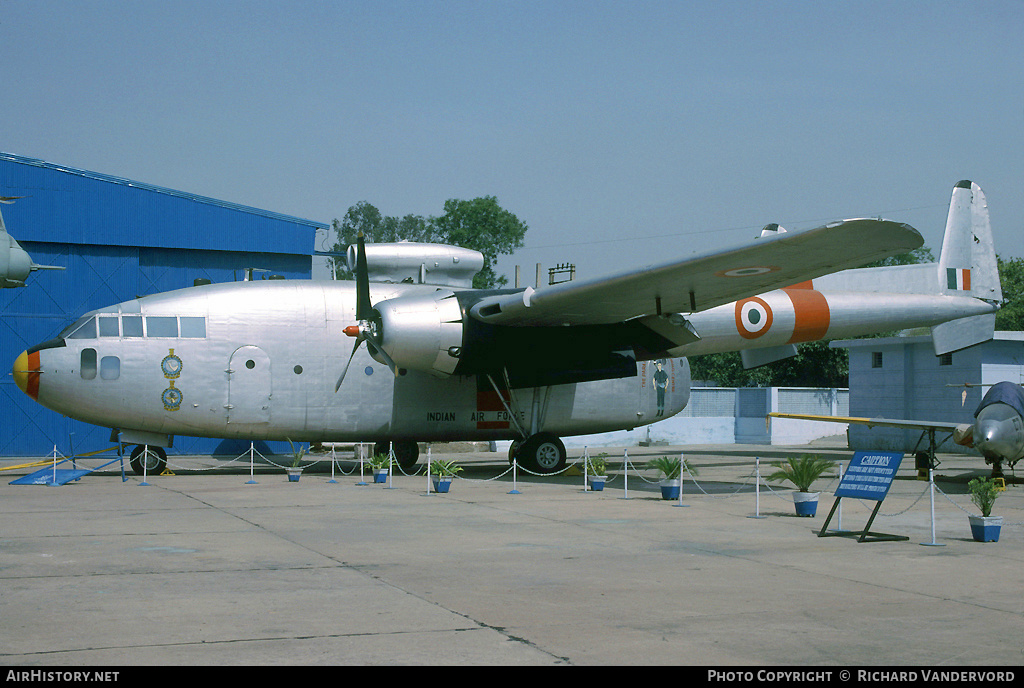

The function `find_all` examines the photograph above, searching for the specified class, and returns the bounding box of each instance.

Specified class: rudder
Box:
[938,180,1002,303]
[931,180,1002,354]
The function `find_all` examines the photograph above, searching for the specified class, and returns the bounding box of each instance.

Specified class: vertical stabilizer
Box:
[938,180,1002,303]
[931,181,1001,354]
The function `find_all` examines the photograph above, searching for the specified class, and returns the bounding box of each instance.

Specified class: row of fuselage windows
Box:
[81,349,120,380]
[64,315,207,340]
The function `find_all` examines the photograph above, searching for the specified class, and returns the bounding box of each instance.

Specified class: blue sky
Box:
[3,0,1021,281]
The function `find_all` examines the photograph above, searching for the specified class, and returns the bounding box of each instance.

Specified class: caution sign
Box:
[833,451,903,501]
[819,451,908,543]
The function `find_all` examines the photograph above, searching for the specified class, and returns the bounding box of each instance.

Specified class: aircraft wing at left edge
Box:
[469,218,922,327]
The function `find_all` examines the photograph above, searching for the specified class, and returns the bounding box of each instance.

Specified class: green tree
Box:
[995,255,1024,331]
[431,196,528,289]
[329,202,441,280]
[861,246,935,268]
[690,340,849,388]
[329,196,526,288]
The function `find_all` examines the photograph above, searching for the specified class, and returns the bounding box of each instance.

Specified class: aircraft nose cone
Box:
[974,419,1013,460]
[12,350,41,399]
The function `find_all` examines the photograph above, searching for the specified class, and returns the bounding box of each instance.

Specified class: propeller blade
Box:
[365,337,400,377]
[355,230,372,321]
[335,337,363,392]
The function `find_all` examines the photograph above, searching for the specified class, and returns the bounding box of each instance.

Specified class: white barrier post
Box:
[748,456,766,519]
[674,452,689,507]
[509,456,521,494]
[620,449,630,500]
[386,441,396,489]
[356,443,368,485]
[246,442,257,484]
[426,446,433,495]
[921,467,945,547]
[328,445,338,483]
[583,446,589,492]
[139,444,151,486]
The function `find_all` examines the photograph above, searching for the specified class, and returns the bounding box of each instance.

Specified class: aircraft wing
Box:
[470,218,921,327]
[767,412,962,433]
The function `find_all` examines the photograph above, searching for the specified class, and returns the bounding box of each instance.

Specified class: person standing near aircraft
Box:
[653,360,669,417]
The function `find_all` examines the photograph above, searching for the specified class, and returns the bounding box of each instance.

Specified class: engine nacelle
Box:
[1,230,33,288]
[348,242,484,288]
[372,290,465,377]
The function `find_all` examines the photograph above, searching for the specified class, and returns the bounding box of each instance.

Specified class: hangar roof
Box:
[1,151,327,255]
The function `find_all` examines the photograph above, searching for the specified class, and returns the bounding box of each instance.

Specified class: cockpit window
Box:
[64,316,97,340]
[146,316,178,338]
[60,314,206,339]
[179,316,206,338]
[122,315,144,337]
[98,316,120,337]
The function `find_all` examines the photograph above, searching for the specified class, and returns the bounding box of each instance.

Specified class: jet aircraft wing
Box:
[470,218,922,327]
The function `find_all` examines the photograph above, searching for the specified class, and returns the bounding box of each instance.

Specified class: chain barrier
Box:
[37,443,1022,530]
[932,481,1024,526]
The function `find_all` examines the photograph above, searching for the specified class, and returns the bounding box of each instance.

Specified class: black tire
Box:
[507,439,521,466]
[517,433,566,474]
[129,445,167,476]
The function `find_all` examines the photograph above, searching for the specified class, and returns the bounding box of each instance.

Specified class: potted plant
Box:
[647,456,697,500]
[368,453,390,483]
[767,454,835,516]
[967,477,1003,542]
[429,459,462,493]
[586,453,609,491]
[285,439,306,482]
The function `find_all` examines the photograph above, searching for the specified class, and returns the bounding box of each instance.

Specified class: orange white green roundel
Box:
[735,297,773,339]
[716,265,779,278]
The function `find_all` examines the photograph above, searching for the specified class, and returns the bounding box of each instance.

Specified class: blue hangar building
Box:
[1,152,328,457]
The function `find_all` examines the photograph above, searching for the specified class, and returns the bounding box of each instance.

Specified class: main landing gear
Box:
[129,444,168,476]
[508,433,567,474]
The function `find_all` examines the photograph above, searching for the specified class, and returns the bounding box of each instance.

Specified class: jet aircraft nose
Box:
[12,349,41,400]
[974,418,1014,461]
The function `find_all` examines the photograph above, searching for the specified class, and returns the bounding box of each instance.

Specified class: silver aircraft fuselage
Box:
[14,275,994,448]
[13,280,688,444]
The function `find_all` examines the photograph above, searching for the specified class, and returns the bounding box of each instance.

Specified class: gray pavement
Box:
[1,443,1022,667]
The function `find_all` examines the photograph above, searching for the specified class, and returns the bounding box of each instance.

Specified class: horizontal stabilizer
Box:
[931,313,996,355]
[740,344,798,369]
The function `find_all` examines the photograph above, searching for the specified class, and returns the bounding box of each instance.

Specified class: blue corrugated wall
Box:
[1,152,326,457]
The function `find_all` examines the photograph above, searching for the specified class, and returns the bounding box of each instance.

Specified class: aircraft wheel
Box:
[129,445,167,476]
[518,433,566,474]
[507,440,521,465]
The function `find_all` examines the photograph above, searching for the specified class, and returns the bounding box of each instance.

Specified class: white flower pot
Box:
[968,515,1002,542]
[793,491,820,517]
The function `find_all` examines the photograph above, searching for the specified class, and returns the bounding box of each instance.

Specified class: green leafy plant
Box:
[286,439,307,468]
[587,452,609,476]
[646,456,697,480]
[767,455,835,492]
[968,477,1001,517]
[367,453,390,470]
[430,459,463,477]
